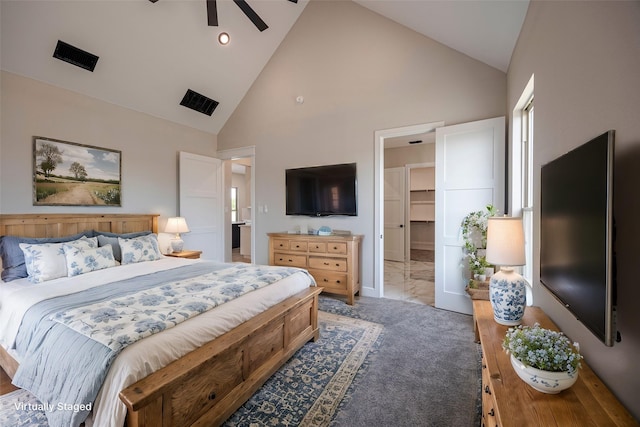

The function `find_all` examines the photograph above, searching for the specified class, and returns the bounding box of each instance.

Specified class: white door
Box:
[434,117,505,314]
[179,152,224,261]
[384,167,405,262]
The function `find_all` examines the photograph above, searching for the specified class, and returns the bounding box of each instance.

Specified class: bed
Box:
[0,213,321,427]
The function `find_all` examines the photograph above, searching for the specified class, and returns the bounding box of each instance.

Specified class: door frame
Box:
[217,146,256,263]
[373,121,444,298]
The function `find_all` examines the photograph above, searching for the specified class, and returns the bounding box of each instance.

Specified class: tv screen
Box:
[286,163,357,217]
[540,130,616,346]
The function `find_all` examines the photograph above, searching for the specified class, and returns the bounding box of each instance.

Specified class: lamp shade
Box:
[165,217,190,234]
[486,216,525,267]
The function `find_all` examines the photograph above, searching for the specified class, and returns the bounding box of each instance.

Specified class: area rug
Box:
[0,311,383,427]
[224,311,383,426]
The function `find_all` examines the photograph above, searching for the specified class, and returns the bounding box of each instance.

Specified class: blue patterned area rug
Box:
[224,311,383,426]
[0,311,383,427]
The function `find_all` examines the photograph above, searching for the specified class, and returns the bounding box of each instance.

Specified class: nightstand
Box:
[165,250,202,259]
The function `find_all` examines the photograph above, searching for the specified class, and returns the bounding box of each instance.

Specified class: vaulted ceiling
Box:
[0,0,529,135]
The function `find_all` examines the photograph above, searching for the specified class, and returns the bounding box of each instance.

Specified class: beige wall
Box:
[218,0,507,289]
[0,71,217,230]
[507,1,640,419]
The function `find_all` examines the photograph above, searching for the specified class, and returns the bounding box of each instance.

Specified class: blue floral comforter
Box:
[11,262,310,427]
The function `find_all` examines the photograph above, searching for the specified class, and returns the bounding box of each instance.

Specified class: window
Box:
[511,74,534,303]
[231,187,238,222]
[522,97,534,286]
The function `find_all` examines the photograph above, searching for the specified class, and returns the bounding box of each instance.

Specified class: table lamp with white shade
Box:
[486,216,528,325]
[165,217,190,253]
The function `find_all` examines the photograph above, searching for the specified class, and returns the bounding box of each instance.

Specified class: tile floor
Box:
[232,247,250,263]
[384,249,435,306]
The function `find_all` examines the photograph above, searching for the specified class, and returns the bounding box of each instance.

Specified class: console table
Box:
[473,300,637,427]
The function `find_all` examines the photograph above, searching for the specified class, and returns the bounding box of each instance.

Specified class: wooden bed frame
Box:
[0,213,321,427]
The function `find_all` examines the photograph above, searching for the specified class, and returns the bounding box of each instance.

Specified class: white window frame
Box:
[510,75,534,304]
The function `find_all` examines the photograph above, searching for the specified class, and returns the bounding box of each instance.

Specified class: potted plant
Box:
[461,204,497,280]
[502,323,583,394]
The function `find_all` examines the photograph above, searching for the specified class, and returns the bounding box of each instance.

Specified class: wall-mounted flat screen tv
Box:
[286,163,357,217]
[540,130,616,346]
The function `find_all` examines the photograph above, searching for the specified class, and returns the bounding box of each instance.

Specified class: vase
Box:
[489,268,527,325]
[510,355,578,394]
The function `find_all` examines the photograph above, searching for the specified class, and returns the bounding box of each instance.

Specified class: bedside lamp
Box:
[486,216,528,325]
[165,217,190,253]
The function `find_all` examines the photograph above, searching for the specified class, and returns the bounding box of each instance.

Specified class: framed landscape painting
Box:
[33,136,122,206]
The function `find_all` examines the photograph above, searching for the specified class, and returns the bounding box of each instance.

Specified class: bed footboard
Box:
[119,286,322,427]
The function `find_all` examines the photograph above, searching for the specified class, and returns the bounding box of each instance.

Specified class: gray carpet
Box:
[320,295,482,427]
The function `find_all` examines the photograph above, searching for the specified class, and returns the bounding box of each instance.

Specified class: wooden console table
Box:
[473,300,637,427]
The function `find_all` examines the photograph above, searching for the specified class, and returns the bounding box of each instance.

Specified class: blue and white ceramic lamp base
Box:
[489,269,527,325]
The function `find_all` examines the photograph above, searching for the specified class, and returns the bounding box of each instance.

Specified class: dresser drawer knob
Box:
[208,391,217,401]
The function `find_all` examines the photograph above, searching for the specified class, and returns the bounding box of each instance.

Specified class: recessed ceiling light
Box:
[218,32,230,45]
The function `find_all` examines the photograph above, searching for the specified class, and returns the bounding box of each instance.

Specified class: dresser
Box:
[473,300,636,427]
[268,233,362,305]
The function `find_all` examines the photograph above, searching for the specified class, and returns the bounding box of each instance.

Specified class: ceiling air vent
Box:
[53,40,99,72]
[180,89,219,116]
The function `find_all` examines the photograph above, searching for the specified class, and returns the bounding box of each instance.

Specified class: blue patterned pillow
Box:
[19,237,98,283]
[118,234,162,265]
[63,243,116,277]
[0,231,94,282]
[94,230,152,262]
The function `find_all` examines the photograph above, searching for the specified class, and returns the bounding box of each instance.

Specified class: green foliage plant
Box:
[461,204,497,276]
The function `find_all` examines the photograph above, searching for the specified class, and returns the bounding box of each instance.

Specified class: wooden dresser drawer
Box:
[273,253,307,268]
[309,269,348,291]
[272,239,290,250]
[308,242,327,253]
[481,355,499,427]
[289,240,308,252]
[169,346,243,425]
[308,256,347,272]
[327,242,347,255]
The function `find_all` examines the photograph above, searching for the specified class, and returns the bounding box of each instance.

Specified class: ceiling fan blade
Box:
[234,0,268,32]
[288,0,298,3]
[207,0,218,26]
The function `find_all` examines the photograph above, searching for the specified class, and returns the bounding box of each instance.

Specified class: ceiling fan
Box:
[150,0,298,33]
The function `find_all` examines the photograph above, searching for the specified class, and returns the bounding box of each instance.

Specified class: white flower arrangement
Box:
[502,323,583,376]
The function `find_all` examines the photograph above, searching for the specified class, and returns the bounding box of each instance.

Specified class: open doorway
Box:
[230,158,252,263]
[373,121,444,303]
[383,136,436,305]
[217,146,256,264]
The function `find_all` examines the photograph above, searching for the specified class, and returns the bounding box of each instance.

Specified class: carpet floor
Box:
[321,295,482,427]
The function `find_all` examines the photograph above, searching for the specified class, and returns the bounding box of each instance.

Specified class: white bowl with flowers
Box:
[502,323,583,394]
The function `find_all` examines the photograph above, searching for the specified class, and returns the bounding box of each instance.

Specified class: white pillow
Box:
[19,237,98,283]
[64,243,116,277]
[118,234,163,265]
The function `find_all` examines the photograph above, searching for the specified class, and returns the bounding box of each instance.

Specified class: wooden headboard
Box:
[0,214,159,238]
